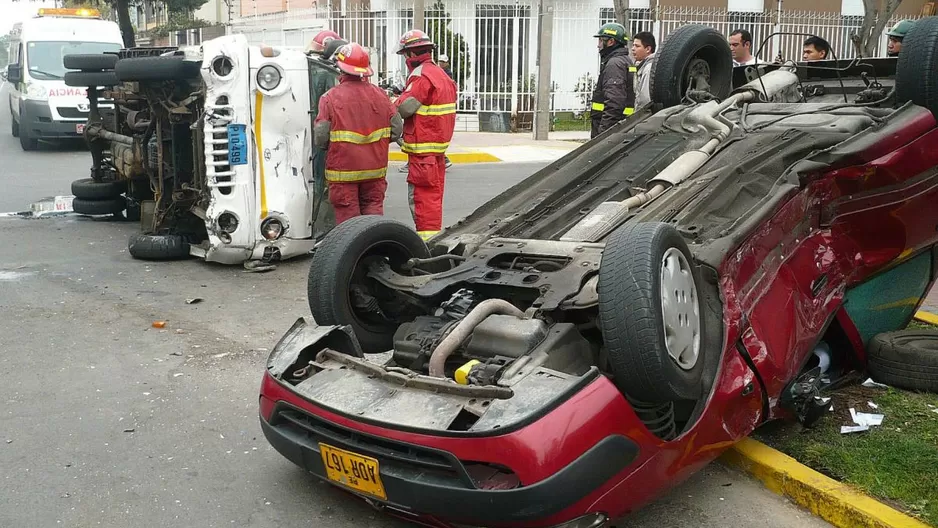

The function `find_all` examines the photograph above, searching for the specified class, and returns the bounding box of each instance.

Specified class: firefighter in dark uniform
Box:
[590,22,637,139]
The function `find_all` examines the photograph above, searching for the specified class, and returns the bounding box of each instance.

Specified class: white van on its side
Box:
[6,7,123,151]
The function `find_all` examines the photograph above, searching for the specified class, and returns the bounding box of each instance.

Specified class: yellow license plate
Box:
[319,443,387,500]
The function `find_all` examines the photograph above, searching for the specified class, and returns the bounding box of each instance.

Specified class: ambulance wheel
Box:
[115,56,201,83]
[73,196,126,216]
[650,24,733,108]
[307,216,431,354]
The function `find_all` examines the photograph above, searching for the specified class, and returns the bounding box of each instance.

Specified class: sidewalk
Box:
[389,130,589,164]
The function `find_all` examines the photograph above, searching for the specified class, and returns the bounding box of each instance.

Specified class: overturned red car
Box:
[259,19,938,528]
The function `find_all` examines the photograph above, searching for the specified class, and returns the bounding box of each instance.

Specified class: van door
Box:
[10,42,23,121]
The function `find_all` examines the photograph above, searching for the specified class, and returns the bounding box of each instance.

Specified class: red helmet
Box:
[396,29,435,54]
[308,29,341,53]
[335,42,373,77]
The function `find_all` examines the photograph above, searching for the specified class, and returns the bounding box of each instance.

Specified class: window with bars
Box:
[475,4,531,95]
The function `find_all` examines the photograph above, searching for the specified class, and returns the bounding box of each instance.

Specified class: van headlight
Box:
[261,217,284,240]
[256,65,281,91]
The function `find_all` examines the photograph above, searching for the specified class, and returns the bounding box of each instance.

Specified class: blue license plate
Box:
[228,124,248,166]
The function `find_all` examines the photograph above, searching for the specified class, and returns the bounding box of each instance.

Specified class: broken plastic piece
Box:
[152,321,167,328]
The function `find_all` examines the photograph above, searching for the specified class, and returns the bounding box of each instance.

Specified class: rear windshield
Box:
[26,41,121,80]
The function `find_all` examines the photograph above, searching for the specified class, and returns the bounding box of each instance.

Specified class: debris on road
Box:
[152,321,167,329]
[862,378,889,389]
[185,298,203,304]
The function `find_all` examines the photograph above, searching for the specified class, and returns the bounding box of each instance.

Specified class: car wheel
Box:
[896,16,938,118]
[71,178,126,200]
[598,221,707,402]
[73,196,126,216]
[64,71,119,88]
[867,329,938,393]
[115,56,201,83]
[307,215,431,354]
[63,53,119,72]
[650,24,734,108]
[11,115,19,138]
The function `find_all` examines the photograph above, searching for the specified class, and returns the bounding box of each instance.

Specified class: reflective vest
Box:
[399,61,458,155]
[320,79,396,182]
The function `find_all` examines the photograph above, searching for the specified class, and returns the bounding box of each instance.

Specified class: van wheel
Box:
[64,71,119,88]
[115,56,201,83]
[64,53,119,72]
[73,197,126,216]
[128,232,192,261]
[11,116,19,138]
[71,178,126,200]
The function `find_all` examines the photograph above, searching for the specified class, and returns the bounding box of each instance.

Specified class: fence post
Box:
[534,0,554,140]
[414,0,425,30]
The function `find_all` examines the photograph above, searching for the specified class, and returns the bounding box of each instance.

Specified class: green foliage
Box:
[145,12,214,38]
[425,0,471,91]
[62,0,112,19]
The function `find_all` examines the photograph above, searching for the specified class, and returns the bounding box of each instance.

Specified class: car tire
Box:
[598,221,707,402]
[64,53,119,72]
[115,56,201,83]
[64,70,119,88]
[71,178,126,200]
[896,16,938,118]
[867,329,938,393]
[650,24,734,108]
[11,115,19,138]
[127,232,192,260]
[307,216,431,354]
[73,196,126,216]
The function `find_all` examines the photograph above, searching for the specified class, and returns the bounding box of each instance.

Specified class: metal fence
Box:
[227,1,919,131]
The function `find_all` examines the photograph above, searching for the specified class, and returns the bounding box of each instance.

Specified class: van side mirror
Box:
[7,65,22,84]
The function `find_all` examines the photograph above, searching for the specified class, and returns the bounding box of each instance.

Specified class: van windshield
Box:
[26,41,121,80]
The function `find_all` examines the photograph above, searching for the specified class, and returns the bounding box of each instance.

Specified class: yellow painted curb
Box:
[721,438,931,528]
[913,310,938,326]
[388,152,502,163]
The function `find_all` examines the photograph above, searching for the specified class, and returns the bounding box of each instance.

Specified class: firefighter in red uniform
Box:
[313,42,403,224]
[393,29,458,241]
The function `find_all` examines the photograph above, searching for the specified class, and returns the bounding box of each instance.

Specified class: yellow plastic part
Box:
[454,360,481,385]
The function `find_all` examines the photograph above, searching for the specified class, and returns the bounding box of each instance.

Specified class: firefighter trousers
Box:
[328,178,389,224]
[406,154,446,240]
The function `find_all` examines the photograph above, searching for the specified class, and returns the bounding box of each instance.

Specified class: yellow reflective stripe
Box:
[624,107,634,115]
[628,66,637,72]
[417,230,440,240]
[416,103,457,116]
[401,141,450,154]
[254,91,267,219]
[330,127,391,144]
[325,167,388,182]
[591,102,604,111]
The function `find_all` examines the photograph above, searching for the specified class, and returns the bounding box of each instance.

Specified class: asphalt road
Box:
[0,83,830,528]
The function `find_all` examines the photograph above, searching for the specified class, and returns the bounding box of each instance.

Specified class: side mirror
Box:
[7,64,22,84]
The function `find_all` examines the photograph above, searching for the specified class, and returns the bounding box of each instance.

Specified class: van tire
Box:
[128,232,192,261]
[64,53,119,72]
[73,197,126,216]
[71,178,126,200]
[115,56,201,82]
[64,71,119,88]
[19,128,38,151]
[11,116,19,138]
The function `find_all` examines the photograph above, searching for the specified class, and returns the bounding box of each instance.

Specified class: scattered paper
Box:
[841,425,870,434]
[868,401,878,409]
[850,408,885,427]
[862,378,889,389]
[185,298,203,305]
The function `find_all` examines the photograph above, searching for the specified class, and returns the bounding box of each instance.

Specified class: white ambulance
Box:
[6,7,123,151]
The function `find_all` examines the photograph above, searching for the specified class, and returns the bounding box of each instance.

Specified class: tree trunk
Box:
[858,0,903,57]
[114,0,136,48]
[613,0,630,35]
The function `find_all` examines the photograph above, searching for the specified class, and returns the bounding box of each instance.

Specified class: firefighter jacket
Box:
[395,55,458,156]
[313,75,403,182]
[590,44,637,138]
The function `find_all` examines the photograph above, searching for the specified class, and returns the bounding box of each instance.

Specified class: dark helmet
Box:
[594,22,629,45]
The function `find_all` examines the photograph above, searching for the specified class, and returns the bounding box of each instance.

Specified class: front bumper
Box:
[260,400,639,527]
[21,100,85,140]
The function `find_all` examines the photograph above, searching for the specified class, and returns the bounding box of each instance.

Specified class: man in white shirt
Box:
[729,29,757,66]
